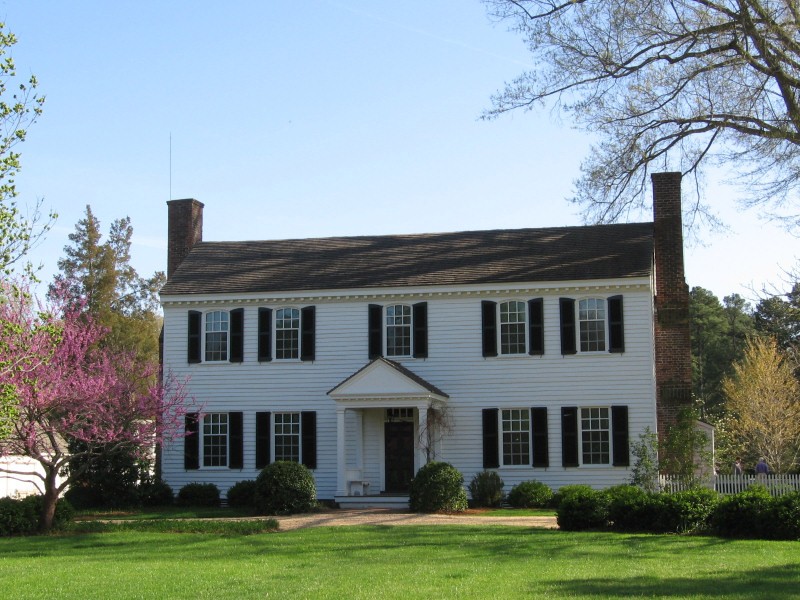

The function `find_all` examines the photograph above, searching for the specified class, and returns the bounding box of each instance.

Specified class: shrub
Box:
[0,496,74,536]
[138,479,174,507]
[712,485,774,538]
[409,461,468,513]
[177,482,220,507]
[254,461,316,515]
[467,471,504,507]
[769,492,800,541]
[556,487,609,531]
[652,487,718,534]
[507,480,553,508]
[226,480,257,509]
[551,484,594,509]
[606,485,653,532]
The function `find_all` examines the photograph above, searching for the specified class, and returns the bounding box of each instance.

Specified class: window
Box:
[501,409,530,465]
[500,301,527,355]
[579,298,606,352]
[202,413,228,467]
[562,405,628,467]
[274,412,301,462]
[257,306,316,362]
[580,407,610,465]
[481,299,543,357]
[368,303,428,359]
[205,311,229,361]
[559,296,624,355]
[386,304,412,357]
[275,308,300,359]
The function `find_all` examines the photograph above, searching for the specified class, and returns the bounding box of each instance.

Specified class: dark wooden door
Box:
[384,421,414,493]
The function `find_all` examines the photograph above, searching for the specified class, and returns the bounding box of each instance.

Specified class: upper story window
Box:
[559,296,624,355]
[578,298,606,352]
[275,308,301,360]
[368,302,428,360]
[257,306,316,362]
[205,311,229,362]
[187,309,244,364]
[500,301,527,355]
[386,304,412,357]
[481,299,543,357]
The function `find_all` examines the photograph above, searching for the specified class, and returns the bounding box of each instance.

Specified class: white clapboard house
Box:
[159,172,692,506]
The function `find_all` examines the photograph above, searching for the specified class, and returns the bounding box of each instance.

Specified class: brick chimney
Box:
[167,198,204,279]
[652,172,692,431]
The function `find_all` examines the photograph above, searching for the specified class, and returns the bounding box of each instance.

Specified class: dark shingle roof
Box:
[160,222,654,296]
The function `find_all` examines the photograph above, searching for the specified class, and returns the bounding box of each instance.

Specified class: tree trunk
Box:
[39,471,60,533]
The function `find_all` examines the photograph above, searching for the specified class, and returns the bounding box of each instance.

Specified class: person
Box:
[755,457,770,481]
[734,458,743,476]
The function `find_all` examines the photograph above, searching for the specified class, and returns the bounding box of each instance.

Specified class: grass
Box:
[75,506,257,521]
[1,525,798,599]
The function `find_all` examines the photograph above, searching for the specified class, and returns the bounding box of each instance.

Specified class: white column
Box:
[416,402,429,472]
[336,407,347,496]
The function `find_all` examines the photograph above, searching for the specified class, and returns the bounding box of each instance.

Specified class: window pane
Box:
[386,305,411,356]
[579,299,606,352]
[205,311,229,361]
[501,408,530,465]
[276,308,300,359]
[203,413,228,467]
[500,301,526,355]
[274,412,300,462]
[580,407,610,464]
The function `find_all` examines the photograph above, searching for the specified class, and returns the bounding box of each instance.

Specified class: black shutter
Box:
[301,306,316,361]
[481,301,498,357]
[368,304,383,359]
[608,295,625,353]
[258,308,272,362]
[531,407,549,467]
[229,308,244,363]
[559,298,577,355]
[413,302,428,358]
[255,412,271,469]
[528,298,544,356]
[188,311,202,363]
[228,412,243,469]
[612,406,630,466]
[184,413,200,470]
[561,407,579,467]
[482,408,500,468]
[301,411,317,469]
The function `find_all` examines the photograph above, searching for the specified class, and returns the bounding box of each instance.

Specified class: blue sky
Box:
[6,0,798,302]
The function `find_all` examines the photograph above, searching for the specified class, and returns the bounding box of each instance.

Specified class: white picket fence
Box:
[660,473,800,497]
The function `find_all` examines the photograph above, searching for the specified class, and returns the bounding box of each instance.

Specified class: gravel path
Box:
[274,508,558,531]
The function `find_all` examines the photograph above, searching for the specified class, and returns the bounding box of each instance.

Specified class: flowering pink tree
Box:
[0,282,189,531]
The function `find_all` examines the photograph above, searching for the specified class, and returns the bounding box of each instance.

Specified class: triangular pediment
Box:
[328,358,448,401]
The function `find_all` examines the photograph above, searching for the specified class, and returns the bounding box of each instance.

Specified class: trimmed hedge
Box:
[138,479,174,507]
[254,461,316,515]
[712,485,773,538]
[556,487,609,531]
[177,482,220,507]
[468,471,504,508]
[226,480,257,509]
[409,462,468,513]
[507,480,553,508]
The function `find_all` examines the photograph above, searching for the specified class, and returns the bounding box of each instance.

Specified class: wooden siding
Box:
[161,284,657,498]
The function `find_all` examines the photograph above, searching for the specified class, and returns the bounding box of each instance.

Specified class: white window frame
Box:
[204,310,229,362]
[273,412,302,463]
[498,300,527,356]
[385,304,413,358]
[274,307,301,360]
[578,298,607,353]
[201,413,229,468]
[579,407,611,466]
[500,408,531,466]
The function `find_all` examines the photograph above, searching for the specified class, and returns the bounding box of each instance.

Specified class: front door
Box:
[384,421,414,493]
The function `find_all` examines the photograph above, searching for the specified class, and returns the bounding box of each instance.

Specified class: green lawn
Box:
[1,526,798,599]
